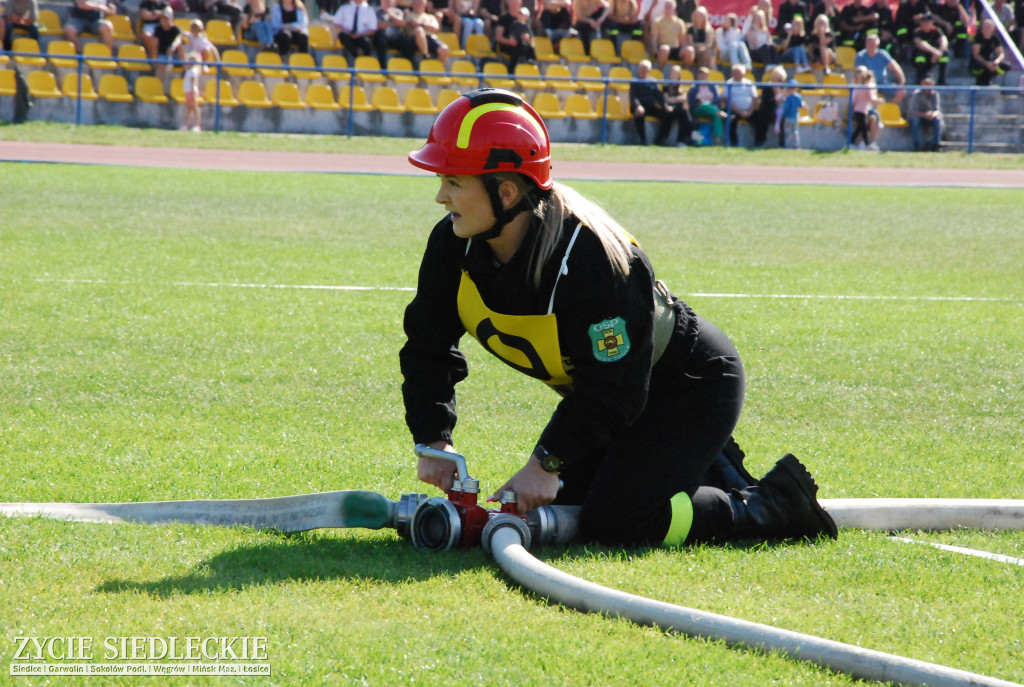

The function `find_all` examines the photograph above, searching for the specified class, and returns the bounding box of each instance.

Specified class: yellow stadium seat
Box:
[26,70,62,98]
[404,87,437,114]
[388,57,418,85]
[13,38,46,68]
[174,18,192,32]
[371,85,405,112]
[532,35,559,62]
[465,33,495,60]
[204,79,238,106]
[255,51,288,78]
[532,92,565,118]
[877,101,908,127]
[221,49,254,77]
[237,79,273,107]
[824,72,849,97]
[836,46,856,71]
[707,69,725,82]
[354,55,386,83]
[589,38,619,65]
[322,54,351,82]
[436,87,461,109]
[798,105,814,125]
[47,40,78,69]
[418,58,451,87]
[338,84,372,111]
[117,44,151,71]
[514,62,546,90]
[607,65,633,92]
[134,75,169,103]
[61,72,98,100]
[305,83,340,110]
[482,61,515,89]
[308,25,336,51]
[108,14,136,41]
[0,69,16,96]
[449,59,480,87]
[545,63,577,91]
[83,43,117,70]
[37,9,63,36]
[596,93,631,120]
[97,73,133,102]
[558,36,589,63]
[271,81,305,108]
[576,64,606,92]
[288,52,322,80]
[565,93,599,119]
[619,39,646,65]
[437,32,466,59]
[206,19,237,47]
[170,77,204,104]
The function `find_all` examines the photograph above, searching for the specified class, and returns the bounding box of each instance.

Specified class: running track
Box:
[2,140,1023,188]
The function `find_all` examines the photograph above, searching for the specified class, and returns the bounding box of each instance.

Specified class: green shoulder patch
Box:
[588,317,631,362]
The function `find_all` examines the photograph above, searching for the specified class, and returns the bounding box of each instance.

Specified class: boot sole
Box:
[773,454,839,540]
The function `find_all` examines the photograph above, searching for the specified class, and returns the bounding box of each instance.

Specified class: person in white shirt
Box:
[331,0,379,59]
[723,63,759,146]
[716,12,751,69]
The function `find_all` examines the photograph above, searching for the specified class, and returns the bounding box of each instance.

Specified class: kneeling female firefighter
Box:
[400,88,837,548]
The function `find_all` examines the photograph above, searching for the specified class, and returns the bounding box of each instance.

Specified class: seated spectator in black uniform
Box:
[153,7,184,80]
[931,0,968,57]
[894,0,931,61]
[776,0,809,42]
[912,12,948,84]
[495,0,536,70]
[629,59,673,145]
[662,64,694,146]
[970,18,1010,86]
[837,0,878,50]
[374,0,417,64]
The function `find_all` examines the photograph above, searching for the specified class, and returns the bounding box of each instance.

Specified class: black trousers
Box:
[554,311,746,547]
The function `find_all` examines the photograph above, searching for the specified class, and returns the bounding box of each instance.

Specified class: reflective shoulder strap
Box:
[547,222,583,315]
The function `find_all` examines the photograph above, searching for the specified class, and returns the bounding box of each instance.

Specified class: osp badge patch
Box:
[589,317,630,362]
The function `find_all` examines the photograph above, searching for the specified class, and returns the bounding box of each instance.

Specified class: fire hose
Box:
[3,444,1023,687]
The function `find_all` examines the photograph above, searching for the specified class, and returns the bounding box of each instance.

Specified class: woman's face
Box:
[435,175,498,239]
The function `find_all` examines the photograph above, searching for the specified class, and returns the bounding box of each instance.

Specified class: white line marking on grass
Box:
[890,536,1024,566]
[31,279,1021,301]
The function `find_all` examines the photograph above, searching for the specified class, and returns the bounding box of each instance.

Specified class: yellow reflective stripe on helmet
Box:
[662,492,694,548]
[456,103,546,149]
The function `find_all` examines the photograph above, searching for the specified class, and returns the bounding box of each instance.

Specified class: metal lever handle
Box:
[414,444,471,484]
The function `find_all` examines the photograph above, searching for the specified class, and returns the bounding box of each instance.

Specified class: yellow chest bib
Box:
[456,224,582,387]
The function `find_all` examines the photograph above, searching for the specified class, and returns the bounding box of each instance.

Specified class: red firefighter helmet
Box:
[409,88,552,190]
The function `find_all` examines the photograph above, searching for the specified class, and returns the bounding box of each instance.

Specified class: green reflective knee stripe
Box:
[662,492,694,547]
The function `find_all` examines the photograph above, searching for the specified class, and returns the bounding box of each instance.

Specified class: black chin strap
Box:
[478,176,547,241]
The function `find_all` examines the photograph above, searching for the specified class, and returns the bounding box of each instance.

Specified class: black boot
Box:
[729,454,838,541]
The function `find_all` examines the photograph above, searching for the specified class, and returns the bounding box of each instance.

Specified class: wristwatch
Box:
[535,445,563,473]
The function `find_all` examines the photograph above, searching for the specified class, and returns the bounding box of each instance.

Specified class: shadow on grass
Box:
[95,533,493,598]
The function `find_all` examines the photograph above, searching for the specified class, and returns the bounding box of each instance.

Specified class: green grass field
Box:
[2,157,1023,686]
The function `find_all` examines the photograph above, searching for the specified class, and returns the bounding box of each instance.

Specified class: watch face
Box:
[541,453,562,472]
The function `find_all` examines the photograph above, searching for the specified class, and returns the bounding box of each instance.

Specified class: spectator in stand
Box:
[650,0,688,71]
[724,63,758,146]
[745,8,779,71]
[675,0,698,23]
[2,0,40,52]
[139,0,171,58]
[629,59,674,145]
[241,0,274,50]
[496,0,536,69]
[991,0,1014,30]
[330,0,378,59]
[604,0,642,51]
[874,0,897,53]
[477,0,503,40]
[203,0,243,31]
[374,0,417,63]
[913,12,948,84]
[908,75,942,150]
[775,78,803,148]
[64,0,116,52]
[894,0,929,62]
[753,64,787,146]
[573,0,610,51]
[855,32,906,104]
[407,0,451,62]
[807,13,835,74]
[181,49,202,132]
[809,0,840,35]
[836,0,878,51]
[686,6,714,69]
[185,18,221,64]
[778,15,812,72]
[715,12,752,69]
[932,0,969,57]
[776,0,809,42]
[270,0,309,55]
[971,18,1010,85]
[687,65,726,144]
[850,66,883,150]
[153,7,184,81]
[539,0,576,47]
[662,63,695,145]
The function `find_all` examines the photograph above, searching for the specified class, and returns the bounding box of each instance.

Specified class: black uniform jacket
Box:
[400,213,694,471]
